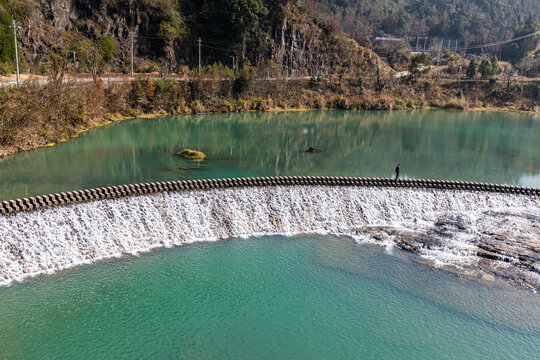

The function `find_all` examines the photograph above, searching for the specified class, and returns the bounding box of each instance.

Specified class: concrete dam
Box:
[0,177,538,290]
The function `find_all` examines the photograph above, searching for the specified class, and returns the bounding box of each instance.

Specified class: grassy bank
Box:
[0,77,539,158]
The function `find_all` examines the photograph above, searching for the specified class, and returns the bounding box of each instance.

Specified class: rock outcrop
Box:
[360,211,540,291]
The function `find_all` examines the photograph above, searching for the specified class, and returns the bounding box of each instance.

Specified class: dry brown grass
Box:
[0,76,538,158]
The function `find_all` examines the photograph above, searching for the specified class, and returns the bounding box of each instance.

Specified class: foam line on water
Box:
[0,186,538,287]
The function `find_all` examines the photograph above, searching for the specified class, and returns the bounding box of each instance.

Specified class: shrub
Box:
[373,98,390,110]
[350,99,366,110]
[428,99,442,108]
[329,94,349,109]
[124,108,138,117]
[236,99,249,111]
[253,97,269,111]
[0,61,15,75]
[443,99,468,110]
[190,100,204,113]
[146,78,155,101]
[392,98,406,109]
[233,73,253,98]
[313,96,326,110]
[220,100,235,112]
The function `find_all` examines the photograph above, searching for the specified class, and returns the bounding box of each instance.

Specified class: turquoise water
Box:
[1,235,538,359]
[0,110,538,200]
[0,110,539,358]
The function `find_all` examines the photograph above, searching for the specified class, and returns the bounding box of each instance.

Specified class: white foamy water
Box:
[0,186,538,287]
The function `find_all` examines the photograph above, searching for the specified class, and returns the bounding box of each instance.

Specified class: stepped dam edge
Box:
[0,177,538,290]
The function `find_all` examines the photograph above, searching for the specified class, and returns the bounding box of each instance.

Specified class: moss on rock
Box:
[177,148,206,160]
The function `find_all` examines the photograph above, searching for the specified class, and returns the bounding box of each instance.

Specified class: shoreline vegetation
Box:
[1,76,539,159]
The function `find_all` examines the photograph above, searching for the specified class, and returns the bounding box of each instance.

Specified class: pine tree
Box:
[490,55,500,76]
[466,59,478,79]
[479,59,492,79]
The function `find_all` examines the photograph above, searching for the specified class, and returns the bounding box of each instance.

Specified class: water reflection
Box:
[0,110,538,200]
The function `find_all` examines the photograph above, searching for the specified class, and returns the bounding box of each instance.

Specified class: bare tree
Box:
[502,64,515,92]
[48,47,69,86]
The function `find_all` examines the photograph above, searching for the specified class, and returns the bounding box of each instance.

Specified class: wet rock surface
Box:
[360,211,540,292]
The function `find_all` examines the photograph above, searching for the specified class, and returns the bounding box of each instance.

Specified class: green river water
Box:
[0,110,539,359]
[0,110,538,200]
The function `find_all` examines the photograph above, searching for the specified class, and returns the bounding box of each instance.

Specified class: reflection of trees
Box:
[400,125,422,154]
[0,110,538,200]
[174,111,539,185]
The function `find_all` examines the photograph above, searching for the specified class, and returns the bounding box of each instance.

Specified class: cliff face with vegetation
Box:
[0,0,349,75]
[1,0,539,76]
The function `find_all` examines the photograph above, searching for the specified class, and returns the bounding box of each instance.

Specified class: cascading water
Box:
[0,186,538,289]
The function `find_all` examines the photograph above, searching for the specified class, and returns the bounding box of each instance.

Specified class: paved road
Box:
[0,75,316,87]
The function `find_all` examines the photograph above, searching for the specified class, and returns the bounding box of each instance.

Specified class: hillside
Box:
[0,0,359,76]
[0,0,539,77]
[307,0,540,47]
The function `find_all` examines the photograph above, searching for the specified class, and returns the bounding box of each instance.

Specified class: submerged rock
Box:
[306,147,323,153]
[177,149,206,160]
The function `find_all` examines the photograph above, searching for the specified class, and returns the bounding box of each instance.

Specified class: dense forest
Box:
[306,0,540,46]
[0,0,539,76]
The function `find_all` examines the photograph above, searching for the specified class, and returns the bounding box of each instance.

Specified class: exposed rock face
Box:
[272,15,329,75]
[360,211,540,291]
[14,1,334,73]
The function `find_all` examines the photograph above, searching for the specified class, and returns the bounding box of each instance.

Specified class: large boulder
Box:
[177,149,206,161]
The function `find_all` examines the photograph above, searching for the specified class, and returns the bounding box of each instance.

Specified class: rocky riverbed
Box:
[359,209,540,292]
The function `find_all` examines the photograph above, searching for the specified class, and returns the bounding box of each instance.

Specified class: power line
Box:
[456,30,540,51]
[375,30,540,53]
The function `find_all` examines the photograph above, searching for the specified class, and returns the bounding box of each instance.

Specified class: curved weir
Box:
[0,177,539,289]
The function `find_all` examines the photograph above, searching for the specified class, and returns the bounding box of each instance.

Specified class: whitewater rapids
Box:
[0,186,538,289]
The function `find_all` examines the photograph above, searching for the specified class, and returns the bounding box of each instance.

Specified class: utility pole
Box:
[12,20,19,85]
[130,31,134,77]
[437,38,443,66]
[69,51,77,82]
[198,37,202,75]
[242,39,246,67]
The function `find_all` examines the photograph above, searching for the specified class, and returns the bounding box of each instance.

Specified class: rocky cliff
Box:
[2,0,345,74]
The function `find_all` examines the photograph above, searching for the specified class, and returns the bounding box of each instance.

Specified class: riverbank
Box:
[1,77,538,158]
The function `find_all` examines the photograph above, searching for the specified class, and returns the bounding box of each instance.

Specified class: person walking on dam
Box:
[395,164,400,180]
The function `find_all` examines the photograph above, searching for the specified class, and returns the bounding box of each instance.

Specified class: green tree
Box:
[191,0,268,42]
[96,36,118,64]
[478,59,492,79]
[408,52,431,79]
[157,5,186,44]
[81,36,118,82]
[490,55,500,76]
[466,59,478,79]
[0,4,14,73]
[331,36,361,87]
